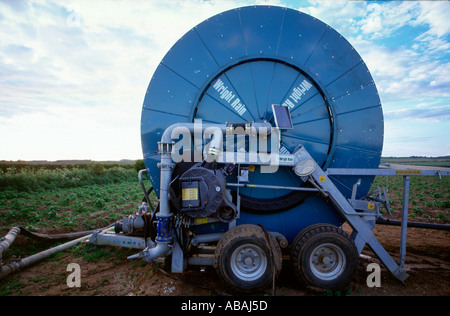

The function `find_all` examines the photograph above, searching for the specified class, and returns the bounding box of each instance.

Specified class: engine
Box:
[170,163,237,223]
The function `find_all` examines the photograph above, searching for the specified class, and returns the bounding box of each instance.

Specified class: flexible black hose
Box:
[258,224,276,296]
[17,227,101,241]
[376,218,450,231]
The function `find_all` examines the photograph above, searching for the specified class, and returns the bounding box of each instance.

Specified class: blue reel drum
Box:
[140,6,383,242]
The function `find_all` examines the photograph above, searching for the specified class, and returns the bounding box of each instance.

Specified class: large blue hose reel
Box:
[140,6,383,242]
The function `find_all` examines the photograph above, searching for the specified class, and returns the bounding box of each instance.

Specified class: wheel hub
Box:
[310,243,346,281]
[231,244,267,281]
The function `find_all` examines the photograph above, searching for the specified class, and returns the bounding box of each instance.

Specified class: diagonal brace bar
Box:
[295,146,409,282]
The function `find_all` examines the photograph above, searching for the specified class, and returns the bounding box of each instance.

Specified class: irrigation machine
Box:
[1,6,449,293]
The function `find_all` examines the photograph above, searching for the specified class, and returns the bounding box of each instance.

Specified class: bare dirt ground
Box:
[1,222,448,296]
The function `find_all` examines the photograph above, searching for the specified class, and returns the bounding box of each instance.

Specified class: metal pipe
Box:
[190,233,224,246]
[0,233,92,280]
[141,242,172,262]
[0,227,20,265]
[227,182,319,192]
[161,122,272,213]
[400,176,410,267]
[161,121,273,145]
[0,225,115,280]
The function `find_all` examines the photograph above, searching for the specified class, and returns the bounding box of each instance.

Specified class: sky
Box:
[0,0,449,161]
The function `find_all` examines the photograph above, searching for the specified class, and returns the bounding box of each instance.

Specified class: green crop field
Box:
[0,161,156,233]
[370,175,450,222]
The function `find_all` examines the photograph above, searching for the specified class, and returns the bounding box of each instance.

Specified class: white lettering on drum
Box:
[213,79,247,116]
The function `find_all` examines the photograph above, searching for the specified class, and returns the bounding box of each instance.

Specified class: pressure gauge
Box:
[294,159,317,177]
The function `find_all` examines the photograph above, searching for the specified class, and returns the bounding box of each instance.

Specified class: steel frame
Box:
[90,140,450,284]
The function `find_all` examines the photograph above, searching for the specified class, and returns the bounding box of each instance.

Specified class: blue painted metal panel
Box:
[238,6,285,57]
[332,83,381,115]
[335,106,384,154]
[140,5,384,238]
[325,62,375,99]
[277,9,328,66]
[266,63,302,107]
[248,61,278,119]
[304,27,362,87]
[218,62,261,120]
[143,65,197,116]
[161,30,219,88]
[194,9,247,67]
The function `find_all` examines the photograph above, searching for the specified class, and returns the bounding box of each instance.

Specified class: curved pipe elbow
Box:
[141,243,172,263]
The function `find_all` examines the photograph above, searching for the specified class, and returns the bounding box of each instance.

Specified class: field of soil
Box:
[0,163,449,297]
[1,217,448,297]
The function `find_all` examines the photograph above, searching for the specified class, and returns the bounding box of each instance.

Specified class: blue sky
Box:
[0,0,449,160]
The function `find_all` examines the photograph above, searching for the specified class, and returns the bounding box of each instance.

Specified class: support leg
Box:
[400,176,410,268]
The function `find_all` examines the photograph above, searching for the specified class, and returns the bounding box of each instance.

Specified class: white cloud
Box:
[411,2,450,56]
[358,1,420,39]
[349,35,450,106]
[299,0,367,37]
[414,1,450,38]
[0,0,449,159]
[360,12,381,34]
[0,0,265,160]
[300,0,449,102]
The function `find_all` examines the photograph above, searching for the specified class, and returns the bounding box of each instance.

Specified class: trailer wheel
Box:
[214,224,282,293]
[291,224,358,290]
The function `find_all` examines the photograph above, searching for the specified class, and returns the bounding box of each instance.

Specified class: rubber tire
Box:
[291,224,358,290]
[214,224,282,293]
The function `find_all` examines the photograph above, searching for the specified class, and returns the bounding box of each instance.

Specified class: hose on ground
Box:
[0,225,114,281]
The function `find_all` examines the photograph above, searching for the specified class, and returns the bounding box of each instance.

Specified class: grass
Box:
[0,160,153,230]
[0,178,159,268]
[0,181,154,233]
[0,161,140,193]
[0,163,157,296]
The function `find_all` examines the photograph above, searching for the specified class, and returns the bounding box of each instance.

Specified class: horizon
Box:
[2,155,450,164]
